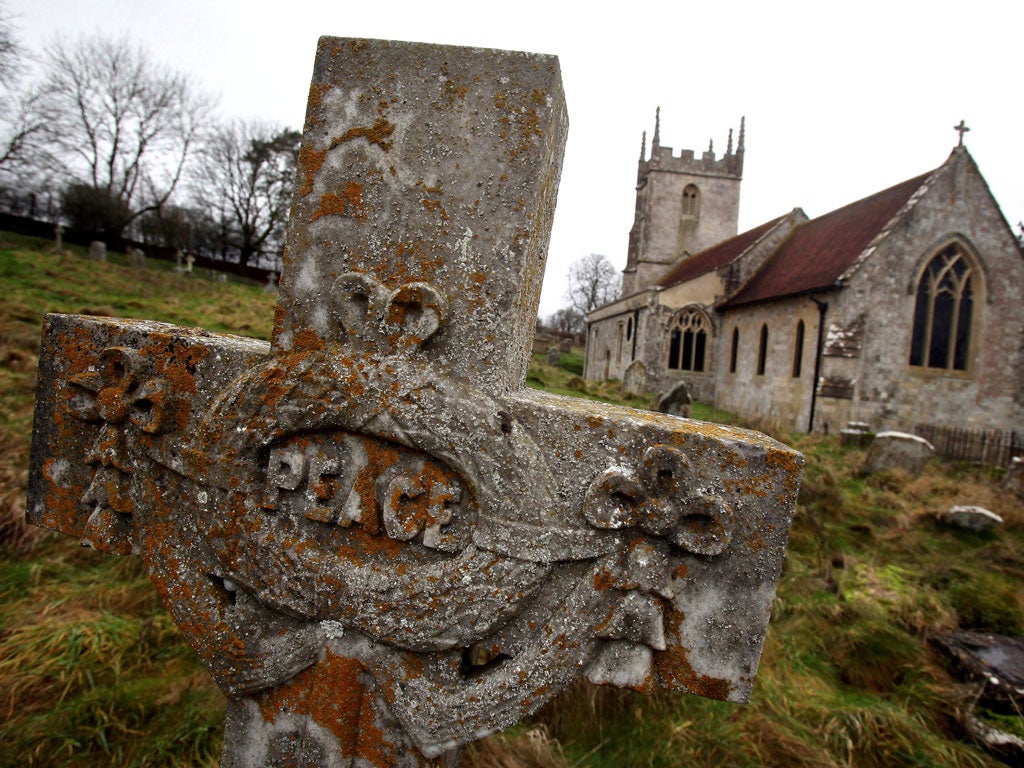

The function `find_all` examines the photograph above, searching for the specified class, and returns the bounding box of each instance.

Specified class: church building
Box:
[583,115,1024,437]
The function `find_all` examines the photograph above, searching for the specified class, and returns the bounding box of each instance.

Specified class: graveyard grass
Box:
[1,234,1022,768]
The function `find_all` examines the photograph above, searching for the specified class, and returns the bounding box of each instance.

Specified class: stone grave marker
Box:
[545,345,561,366]
[27,38,803,767]
[622,359,647,395]
[862,431,934,477]
[657,380,692,418]
[88,240,107,261]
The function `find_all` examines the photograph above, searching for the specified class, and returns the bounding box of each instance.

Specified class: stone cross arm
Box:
[27,37,802,767]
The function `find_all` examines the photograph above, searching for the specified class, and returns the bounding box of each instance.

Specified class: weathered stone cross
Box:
[28,38,802,767]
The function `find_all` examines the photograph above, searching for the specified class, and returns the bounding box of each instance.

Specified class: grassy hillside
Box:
[1,234,1022,767]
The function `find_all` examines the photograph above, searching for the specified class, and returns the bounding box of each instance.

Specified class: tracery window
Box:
[757,324,768,376]
[909,244,975,371]
[682,184,700,218]
[667,308,709,372]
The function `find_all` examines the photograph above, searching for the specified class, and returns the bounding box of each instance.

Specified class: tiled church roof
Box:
[657,214,788,288]
[721,171,933,307]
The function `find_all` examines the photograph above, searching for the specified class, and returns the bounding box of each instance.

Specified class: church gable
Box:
[722,171,934,307]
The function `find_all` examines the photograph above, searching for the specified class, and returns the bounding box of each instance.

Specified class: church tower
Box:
[620,110,745,296]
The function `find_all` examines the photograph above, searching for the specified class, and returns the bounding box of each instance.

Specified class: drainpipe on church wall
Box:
[808,296,828,433]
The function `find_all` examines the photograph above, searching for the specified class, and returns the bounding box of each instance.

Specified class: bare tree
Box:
[565,253,621,315]
[0,5,46,176]
[547,306,584,335]
[190,120,300,268]
[34,34,212,238]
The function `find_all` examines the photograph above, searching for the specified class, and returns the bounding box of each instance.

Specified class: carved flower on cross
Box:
[583,444,733,556]
[332,271,446,354]
[582,444,734,689]
[67,346,177,554]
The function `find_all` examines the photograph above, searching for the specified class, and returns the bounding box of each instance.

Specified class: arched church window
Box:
[757,324,768,376]
[667,308,710,372]
[682,184,700,218]
[729,327,739,374]
[792,320,805,378]
[909,244,976,371]
[626,316,633,341]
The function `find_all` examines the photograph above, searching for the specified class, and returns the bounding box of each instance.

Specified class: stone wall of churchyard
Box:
[818,152,1024,436]
[713,298,823,433]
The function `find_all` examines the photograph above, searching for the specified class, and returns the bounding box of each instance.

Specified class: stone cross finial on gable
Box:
[27,38,802,767]
[954,119,970,146]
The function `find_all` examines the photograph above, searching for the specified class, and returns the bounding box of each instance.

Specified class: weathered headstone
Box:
[88,240,107,262]
[622,359,647,395]
[937,505,1003,532]
[657,380,692,418]
[185,252,195,274]
[27,38,802,767]
[54,222,64,252]
[128,246,147,268]
[559,337,571,353]
[1004,456,1024,500]
[862,431,934,477]
[840,421,872,448]
[545,346,561,366]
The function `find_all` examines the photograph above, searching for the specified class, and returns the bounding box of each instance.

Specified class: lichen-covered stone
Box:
[26,38,802,767]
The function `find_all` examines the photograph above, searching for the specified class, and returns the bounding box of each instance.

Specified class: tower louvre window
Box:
[909,244,976,372]
[682,184,700,218]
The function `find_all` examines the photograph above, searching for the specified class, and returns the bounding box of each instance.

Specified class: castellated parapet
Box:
[621,110,744,297]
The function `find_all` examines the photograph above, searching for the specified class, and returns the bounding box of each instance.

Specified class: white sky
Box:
[7,0,1022,317]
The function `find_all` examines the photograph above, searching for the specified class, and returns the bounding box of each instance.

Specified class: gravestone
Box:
[657,380,692,418]
[27,38,802,767]
[862,431,934,477]
[264,271,278,294]
[840,421,872,448]
[938,505,1003,532]
[128,246,147,268]
[88,240,107,262]
[622,359,647,395]
[1004,456,1024,500]
[545,346,561,366]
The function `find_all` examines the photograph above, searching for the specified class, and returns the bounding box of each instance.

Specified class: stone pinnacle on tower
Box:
[640,130,646,162]
[727,128,734,155]
[652,106,661,152]
[738,116,746,154]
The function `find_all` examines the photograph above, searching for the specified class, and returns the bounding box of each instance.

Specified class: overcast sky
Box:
[7,0,1021,317]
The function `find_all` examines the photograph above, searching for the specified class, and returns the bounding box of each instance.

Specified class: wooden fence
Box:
[913,424,1023,467]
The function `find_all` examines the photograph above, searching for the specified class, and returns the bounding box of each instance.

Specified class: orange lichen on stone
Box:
[313,182,366,222]
[256,650,366,758]
[655,611,733,700]
[328,117,395,153]
[299,145,328,197]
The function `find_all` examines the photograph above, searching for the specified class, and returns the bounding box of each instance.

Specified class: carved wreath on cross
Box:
[62,272,736,756]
